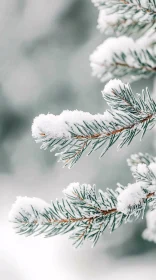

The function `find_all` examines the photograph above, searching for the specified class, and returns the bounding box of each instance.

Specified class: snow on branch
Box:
[92,0,156,14]
[126,153,156,243]
[129,157,156,186]
[90,36,156,82]
[97,4,156,36]
[9,197,51,225]
[9,160,156,247]
[32,79,156,168]
[136,27,156,49]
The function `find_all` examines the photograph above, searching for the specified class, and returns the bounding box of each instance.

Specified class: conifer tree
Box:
[9,0,156,247]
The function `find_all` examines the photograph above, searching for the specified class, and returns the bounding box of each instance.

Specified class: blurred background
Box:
[0,0,156,279]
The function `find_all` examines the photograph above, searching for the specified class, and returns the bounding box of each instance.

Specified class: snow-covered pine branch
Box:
[32,79,156,168]
[97,10,155,37]
[9,0,156,250]
[126,153,156,243]
[90,36,156,82]
[9,157,156,247]
[92,0,156,14]
[129,158,156,186]
[92,0,156,36]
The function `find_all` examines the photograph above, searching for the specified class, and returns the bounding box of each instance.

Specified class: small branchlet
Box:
[92,0,156,13]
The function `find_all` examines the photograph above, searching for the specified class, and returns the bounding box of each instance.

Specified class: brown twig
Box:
[115,62,156,72]
[95,60,156,73]
[75,113,153,140]
[23,192,155,226]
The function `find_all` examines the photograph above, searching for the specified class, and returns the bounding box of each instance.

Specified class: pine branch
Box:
[9,170,156,247]
[32,79,156,168]
[127,154,156,243]
[90,36,156,82]
[97,5,156,36]
[92,0,156,15]
[93,0,156,36]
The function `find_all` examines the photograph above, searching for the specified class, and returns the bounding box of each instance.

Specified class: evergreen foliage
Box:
[92,0,156,36]
[9,0,156,247]
[9,170,156,247]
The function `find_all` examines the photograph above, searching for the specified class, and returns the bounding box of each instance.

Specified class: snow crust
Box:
[97,9,120,33]
[136,162,156,179]
[32,109,114,140]
[137,163,149,175]
[9,196,50,224]
[103,79,127,96]
[63,182,80,196]
[63,182,93,197]
[149,162,156,176]
[117,182,147,214]
[137,28,156,48]
[90,36,137,81]
[142,209,156,243]
[117,160,156,214]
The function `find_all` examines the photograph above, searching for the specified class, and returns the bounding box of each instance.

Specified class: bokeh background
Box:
[0,0,156,279]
